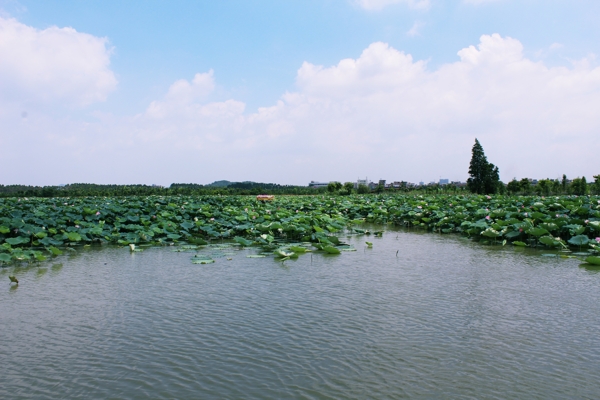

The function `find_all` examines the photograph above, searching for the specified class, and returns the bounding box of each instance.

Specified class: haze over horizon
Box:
[1,0,599,187]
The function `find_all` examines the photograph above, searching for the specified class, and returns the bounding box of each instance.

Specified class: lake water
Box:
[2,229,600,399]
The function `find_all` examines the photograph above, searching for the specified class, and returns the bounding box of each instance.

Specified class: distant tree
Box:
[507,179,520,195]
[593,175,600,195]
[570,177,588,195]
[551,179,562,195]
[357,184,370,194]
[536,179,551,196]
[343,182,354,194]
[519,178,532,195]
[561,174,568,194]
[327,182,342,193]
[467,139,500,194]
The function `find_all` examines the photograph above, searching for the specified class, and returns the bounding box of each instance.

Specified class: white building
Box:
[355,177,370,189]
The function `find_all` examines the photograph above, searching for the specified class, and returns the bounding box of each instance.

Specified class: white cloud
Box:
[2,33,600,185]
[354,0,430,11]
[406,21,425,36]
[0,16,117,107]
[462,0,501,5]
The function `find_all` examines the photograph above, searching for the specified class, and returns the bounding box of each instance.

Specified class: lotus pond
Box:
[1,194,600,266]
[4,226,600,398]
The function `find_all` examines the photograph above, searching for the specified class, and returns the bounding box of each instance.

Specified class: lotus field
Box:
[1,194,600,265]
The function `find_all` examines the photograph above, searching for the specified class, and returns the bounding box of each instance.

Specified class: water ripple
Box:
[2,231,600,399]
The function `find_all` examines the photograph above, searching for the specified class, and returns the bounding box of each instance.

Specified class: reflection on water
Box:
[2,230,600,399]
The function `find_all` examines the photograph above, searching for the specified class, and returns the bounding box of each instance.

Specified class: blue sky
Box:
[1,0,599,185]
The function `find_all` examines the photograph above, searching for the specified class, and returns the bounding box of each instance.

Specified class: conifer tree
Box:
[467,139,500,194]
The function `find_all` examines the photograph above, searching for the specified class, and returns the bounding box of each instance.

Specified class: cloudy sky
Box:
[1,0,599,186]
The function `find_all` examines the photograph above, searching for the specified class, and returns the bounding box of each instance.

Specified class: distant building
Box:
[439,179,449,185]
[378,179,386,187]
[355,177,370,189]
[308,181,330,189]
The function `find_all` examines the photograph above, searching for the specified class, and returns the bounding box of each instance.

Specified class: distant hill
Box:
[205,180,232,187]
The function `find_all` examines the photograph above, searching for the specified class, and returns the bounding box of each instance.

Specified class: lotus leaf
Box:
[234,236,254,247]
[585,256,600,266]
[568,235,590,246]
[5,236,29,245]
[526,228,549,237]
[322,246,341,254]
[191,259,215,264]
[481,228,501,238]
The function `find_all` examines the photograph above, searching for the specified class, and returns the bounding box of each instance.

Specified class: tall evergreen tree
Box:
[467,139,500,194]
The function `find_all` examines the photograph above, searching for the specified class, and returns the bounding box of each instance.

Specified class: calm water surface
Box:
[2,230,600,399]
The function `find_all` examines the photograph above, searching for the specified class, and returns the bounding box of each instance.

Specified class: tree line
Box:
[466,138,599,195]
[0,182,325,198]
[2,140,597,197]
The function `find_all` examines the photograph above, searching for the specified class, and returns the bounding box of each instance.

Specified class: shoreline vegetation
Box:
[1,175,599,198]
[1,193,599,266]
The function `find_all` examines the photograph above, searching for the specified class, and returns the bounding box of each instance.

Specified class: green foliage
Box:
[585,256,600,266]
[467,139,500,195]
[593,175,600,195]
[0,181,322,198]
[342,182,355,195]
[327,182,343,193]
[570,177,588,195]
[0,193,599,264]
[357,184,370,194]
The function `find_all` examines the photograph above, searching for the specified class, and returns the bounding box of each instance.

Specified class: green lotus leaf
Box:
[67,232,82,242]
[526,227,549,237]
[5,236,29,245]
[234,236,254,247]
[539,236,560,247]
[585,256,600,266]
[275,249,295,258]
[47,246,63,256]
[504,230,522,239]
[289,246,308,253]
[188,237,208,245]
[568,235,590,246]
[323,246,341,254]
[191,259,215,264]
[481,228,501,238]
